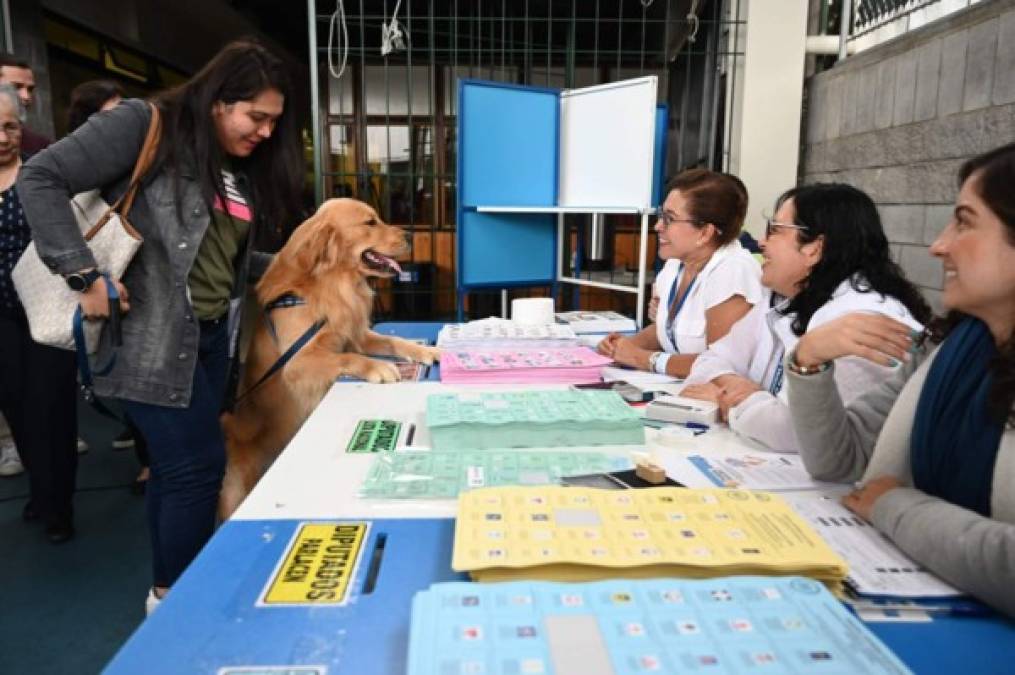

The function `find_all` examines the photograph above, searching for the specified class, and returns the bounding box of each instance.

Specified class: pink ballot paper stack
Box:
[439,347,612,384]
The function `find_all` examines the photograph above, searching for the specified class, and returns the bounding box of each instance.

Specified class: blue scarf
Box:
[911,318,1004,517]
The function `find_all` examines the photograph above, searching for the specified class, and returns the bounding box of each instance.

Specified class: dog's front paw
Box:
[362,359,401,384]
[413,345,441,365]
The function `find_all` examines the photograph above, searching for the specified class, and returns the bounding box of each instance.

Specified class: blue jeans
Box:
[123,318,229,587]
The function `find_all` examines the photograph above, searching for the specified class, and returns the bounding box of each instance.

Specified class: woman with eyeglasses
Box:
[597,169,762,377]
[680,183,930,454]
[784,144,1015,614]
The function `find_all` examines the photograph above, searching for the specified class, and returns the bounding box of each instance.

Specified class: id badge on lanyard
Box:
[665,265,696,353]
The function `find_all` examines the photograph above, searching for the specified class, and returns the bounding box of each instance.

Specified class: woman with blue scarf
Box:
[785,142,1015,616]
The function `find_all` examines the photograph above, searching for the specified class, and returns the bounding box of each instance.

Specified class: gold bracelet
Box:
[786,349,831,376]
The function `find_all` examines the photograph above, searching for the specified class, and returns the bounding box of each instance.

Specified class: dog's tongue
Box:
[367,250,402,274]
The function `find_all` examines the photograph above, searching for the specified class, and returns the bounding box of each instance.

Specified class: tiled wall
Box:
[801,0,1015,312]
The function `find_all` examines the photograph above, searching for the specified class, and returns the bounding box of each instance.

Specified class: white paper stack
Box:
[436,318,580,349]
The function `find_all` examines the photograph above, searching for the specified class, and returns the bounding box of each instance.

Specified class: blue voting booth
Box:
[455,77,667,324]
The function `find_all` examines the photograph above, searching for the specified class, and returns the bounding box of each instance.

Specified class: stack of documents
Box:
[439,347,612,384]
[784,494,963,599]
[360,449,631,499]
[437,318,580,349]
[556,310,637,333]
[452,486,848,590]
[407,577,912,675]
[427,390,645,450]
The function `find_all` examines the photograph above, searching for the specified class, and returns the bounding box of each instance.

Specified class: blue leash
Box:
[235,294,325,403]
[72,273,125,421]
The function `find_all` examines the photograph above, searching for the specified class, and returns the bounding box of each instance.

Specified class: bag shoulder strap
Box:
[83,103,163,241]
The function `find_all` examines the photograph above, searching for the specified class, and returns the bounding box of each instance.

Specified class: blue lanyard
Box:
[768,344,786,394]
[665,265,696,352]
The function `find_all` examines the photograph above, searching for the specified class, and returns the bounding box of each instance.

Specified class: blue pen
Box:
[848,600,992,618]
[682,422,709,435]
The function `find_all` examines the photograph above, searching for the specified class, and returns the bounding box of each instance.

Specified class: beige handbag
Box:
[12,103,161,353]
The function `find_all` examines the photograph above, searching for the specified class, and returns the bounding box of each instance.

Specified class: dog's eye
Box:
[365,218,377,227]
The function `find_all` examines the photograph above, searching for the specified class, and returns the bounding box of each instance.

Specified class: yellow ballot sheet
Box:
[452,486,848,589]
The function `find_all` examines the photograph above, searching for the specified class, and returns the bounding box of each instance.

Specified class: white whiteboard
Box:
[557,76,658,209]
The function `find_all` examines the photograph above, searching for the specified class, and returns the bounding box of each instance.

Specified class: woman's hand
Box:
[842,476,902,521]
[78,276,130,320]
[596,332,623,358]
[683,375,762,421]
[681,382,722,403]
[612,338,651,370]
[713,374,762,413]
[794,313,917,368]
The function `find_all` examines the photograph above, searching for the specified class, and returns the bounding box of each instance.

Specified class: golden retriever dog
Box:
[219,198,440,518]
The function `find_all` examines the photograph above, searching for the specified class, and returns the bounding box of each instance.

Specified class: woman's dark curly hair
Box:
[775,183,932,336]
[928,142,1015,426]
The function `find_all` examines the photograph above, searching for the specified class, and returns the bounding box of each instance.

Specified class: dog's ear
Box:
[291,212,347,275]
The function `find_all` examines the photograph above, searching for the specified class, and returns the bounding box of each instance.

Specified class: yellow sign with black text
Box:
[260,522,369,606]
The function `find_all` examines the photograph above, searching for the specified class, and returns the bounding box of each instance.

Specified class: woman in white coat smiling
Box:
[598,169,762,377]
[680,183,931,453]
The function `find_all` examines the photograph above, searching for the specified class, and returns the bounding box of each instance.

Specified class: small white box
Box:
[644,395,719,426]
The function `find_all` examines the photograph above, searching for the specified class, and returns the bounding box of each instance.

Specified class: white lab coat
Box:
[682,277,924,453]
[654,240,763,355]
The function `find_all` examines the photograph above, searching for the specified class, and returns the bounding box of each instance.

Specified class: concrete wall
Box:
[800,0,1015,312]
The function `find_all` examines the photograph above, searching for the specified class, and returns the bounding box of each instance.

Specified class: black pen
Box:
[404,423,416,446]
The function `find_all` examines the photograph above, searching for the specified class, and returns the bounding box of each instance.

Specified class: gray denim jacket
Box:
[17,99,267,408]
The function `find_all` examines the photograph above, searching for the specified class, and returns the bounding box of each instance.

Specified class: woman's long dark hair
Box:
[776,183,932,336]
[152,39,302,244]
[931,142,1015,426]
[67,79,123,133]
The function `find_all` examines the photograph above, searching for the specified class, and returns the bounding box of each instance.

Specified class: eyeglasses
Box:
[658,211,724,234]
[0,123,21,138]
[658,211,702,229]
[764,218,809,239]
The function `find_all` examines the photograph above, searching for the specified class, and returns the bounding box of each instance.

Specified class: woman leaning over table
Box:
[679,184,930,453]
[785,142,1015,616]
[597,169,762,377]
[17,40,302,612]
[0,83,79,544]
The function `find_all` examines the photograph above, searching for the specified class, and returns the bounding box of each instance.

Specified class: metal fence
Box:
[849,0,978,45]
[308,0,744,320]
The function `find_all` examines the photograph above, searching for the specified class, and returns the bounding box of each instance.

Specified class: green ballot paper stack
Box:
[426,389,645,450]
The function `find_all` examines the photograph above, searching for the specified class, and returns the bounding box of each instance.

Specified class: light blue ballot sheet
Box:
[361,450,632,499]
[426,390,645,450]
[407,576,912,675]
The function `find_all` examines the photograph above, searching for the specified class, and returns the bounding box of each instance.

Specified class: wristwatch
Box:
[65,269,102,292]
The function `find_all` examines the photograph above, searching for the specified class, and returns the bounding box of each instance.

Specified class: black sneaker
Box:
[112,429,136,450]
[45,521,75,544]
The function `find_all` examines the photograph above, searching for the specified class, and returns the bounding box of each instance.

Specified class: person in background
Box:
[0,83,78,543]
[785,143,1015,616]
[0,54,51,474]
[65,79,150,494]
[19,40,301,612]
[680,184,930,453]
[0,54,50,156]
[597,169,762,377]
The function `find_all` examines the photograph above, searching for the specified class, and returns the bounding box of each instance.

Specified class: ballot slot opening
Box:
[362,532,388,595]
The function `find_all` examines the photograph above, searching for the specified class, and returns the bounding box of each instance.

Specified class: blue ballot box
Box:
[105,519,466,675]
[106,516,1015,675]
